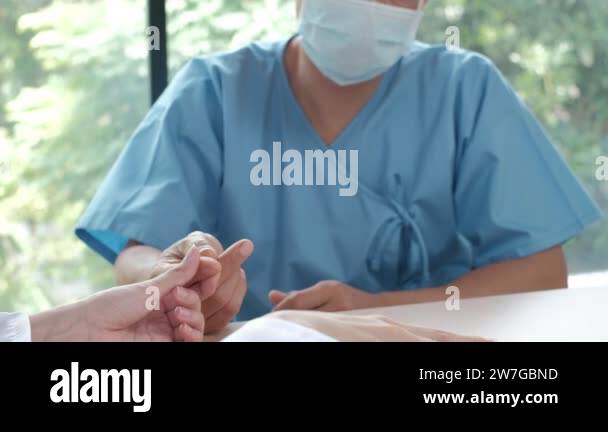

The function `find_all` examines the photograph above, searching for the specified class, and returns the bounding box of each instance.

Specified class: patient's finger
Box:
[167,306,205,332]
[163,286,201,313]
[174,323,204,342]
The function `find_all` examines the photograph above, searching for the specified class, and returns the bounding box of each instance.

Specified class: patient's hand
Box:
[31,247,208,342]
[269,310,488,342]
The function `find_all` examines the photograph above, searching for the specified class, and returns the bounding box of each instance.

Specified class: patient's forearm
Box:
[114,242,162,285]
[377,246,568,306]
[30,302,86,342]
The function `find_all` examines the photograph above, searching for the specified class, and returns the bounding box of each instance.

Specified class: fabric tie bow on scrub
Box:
[363,174,431,289]
[299,0,424,86]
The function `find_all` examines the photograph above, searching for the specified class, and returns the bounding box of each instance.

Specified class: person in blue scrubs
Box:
[76,0,602,330]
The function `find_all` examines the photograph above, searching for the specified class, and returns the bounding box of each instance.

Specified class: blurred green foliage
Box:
[1,0,606,312]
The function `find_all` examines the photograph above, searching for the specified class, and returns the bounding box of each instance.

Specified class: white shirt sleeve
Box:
[0,312,32,342]
[222,317,337,342]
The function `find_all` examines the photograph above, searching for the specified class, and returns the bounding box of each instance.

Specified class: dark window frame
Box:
[148,0,168,104]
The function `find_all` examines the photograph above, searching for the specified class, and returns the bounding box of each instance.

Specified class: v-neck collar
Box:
[275,35,399,151]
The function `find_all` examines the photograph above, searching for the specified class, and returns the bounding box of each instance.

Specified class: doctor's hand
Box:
[269,281,383,313]
[150,231,254,334]
[31,247,208,342]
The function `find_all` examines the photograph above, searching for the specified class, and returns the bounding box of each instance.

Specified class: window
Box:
[166,0,296,77]
[416,0,608,283]
[0,0,150,311]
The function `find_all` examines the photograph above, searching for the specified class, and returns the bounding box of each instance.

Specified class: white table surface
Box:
[220,286,608,342]
[345,286,608,342]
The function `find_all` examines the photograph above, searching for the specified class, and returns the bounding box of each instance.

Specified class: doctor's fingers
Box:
[268,290,288,306]
[204,270,248,335]
[149,247,201,296]
[194,268,221,302]
[272,285,330,311]
[202,270,247,320]
[217,239,254,285]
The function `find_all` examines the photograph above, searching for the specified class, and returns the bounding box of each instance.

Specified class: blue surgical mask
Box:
[299,0,423,86]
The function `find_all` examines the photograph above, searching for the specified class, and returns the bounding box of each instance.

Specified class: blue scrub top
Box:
[76,37,603,320]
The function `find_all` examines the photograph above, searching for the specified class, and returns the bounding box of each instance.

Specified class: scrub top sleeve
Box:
[76,59,224,263]
[453,55,602,268]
